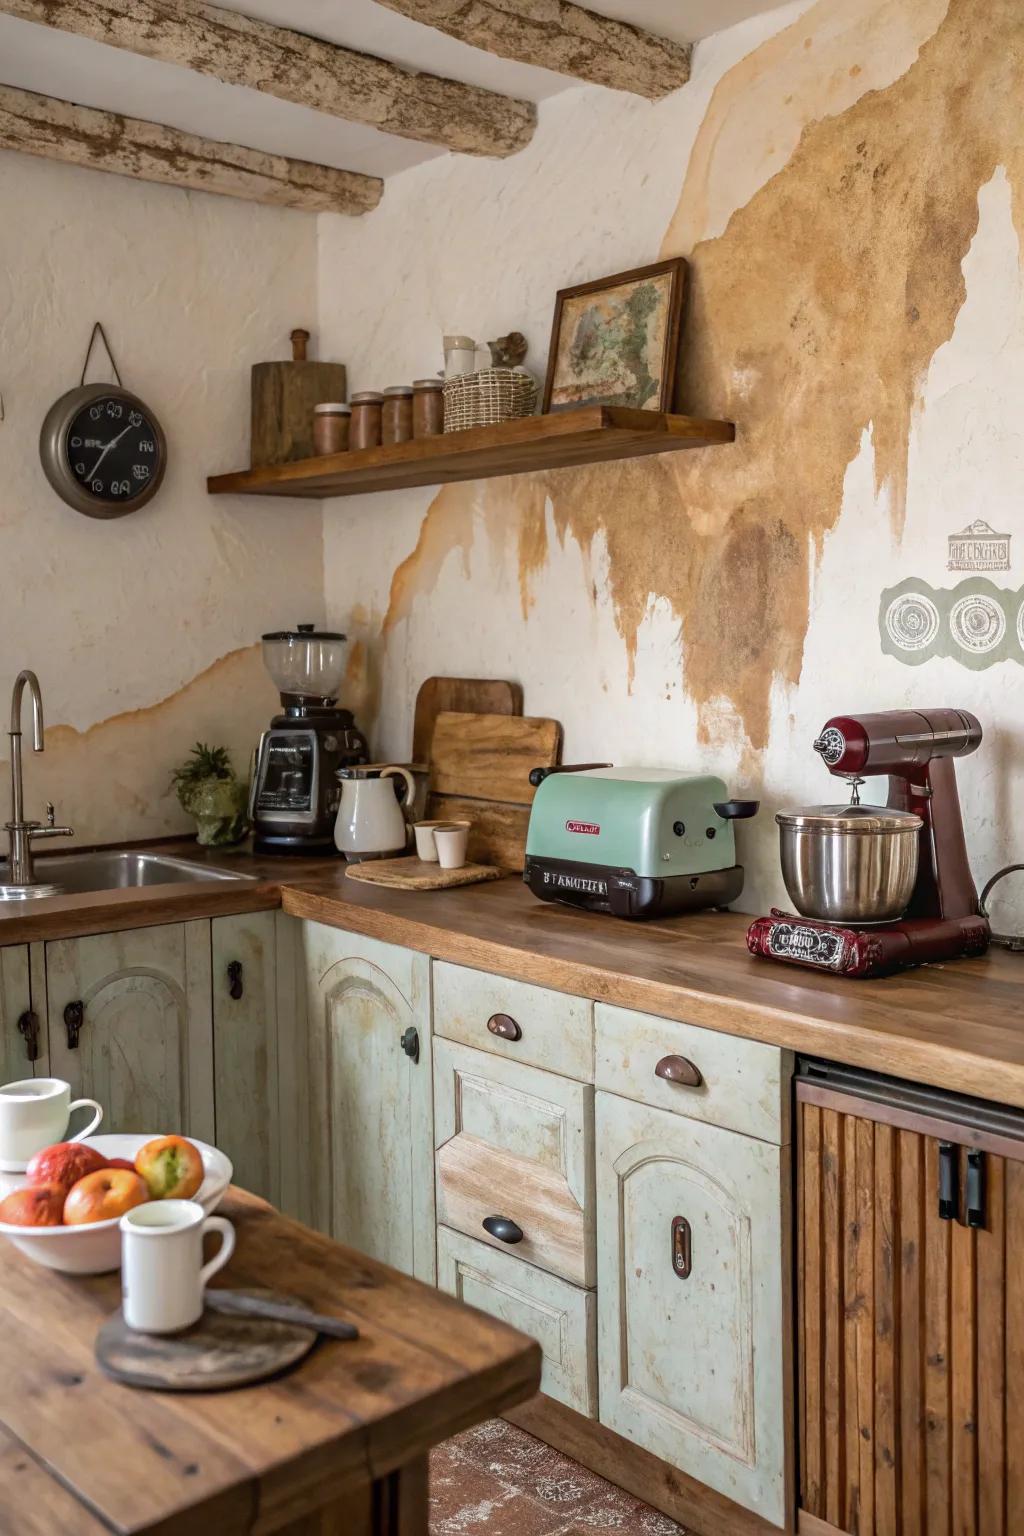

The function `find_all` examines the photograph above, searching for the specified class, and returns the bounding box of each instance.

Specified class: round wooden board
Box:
[95,1289,318,1392]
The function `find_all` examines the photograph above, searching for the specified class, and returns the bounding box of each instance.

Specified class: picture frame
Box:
[542,257,687,415]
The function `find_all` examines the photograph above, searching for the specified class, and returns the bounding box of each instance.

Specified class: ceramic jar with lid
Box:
[312,402,350,456]
[382,385,414,446]
[412,379,444,438]
[350,391,384,451]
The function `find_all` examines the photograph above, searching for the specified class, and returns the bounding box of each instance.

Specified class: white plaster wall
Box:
[316,0,1024,932]
[0,152,326,842]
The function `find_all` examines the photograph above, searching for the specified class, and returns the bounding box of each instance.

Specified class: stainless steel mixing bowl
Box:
[776,803,923,923]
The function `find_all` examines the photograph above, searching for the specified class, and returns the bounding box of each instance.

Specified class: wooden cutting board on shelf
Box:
[427,710,561,872]
[412,677,523,763]
[251,329,347,467]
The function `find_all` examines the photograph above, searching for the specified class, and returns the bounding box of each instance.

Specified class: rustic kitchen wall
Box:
[318,0,1024,925]
[0,152,325,845]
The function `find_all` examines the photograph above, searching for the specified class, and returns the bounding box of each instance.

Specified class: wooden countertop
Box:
[279,870,1024,1111]
[0,1188,540,1535]
[3,839,1022,1109]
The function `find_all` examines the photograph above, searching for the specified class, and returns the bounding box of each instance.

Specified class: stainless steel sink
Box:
[0,850,256,899]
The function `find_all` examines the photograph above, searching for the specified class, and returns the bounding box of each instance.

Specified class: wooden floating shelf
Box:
[206,405,735,500]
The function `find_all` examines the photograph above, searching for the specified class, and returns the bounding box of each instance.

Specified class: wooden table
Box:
[0,1190,541,1535]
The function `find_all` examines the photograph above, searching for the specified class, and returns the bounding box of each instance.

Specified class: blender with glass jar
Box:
[250,625,368,854]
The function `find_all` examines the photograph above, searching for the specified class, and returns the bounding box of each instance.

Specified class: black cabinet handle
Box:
[17,1011,40,1063]
[938,1141,958,1221]
[400,1026,419,1063]
[965,1149,986,1229]
[483,1215,523,1244]
[487,1013,522,1042]
[227,961,244,1001]
[64,1000,84,1051]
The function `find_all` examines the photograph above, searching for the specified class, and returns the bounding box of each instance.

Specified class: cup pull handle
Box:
[483,1215,523,1244]
[487,1013,521,1042]
[655,1054,703,1087]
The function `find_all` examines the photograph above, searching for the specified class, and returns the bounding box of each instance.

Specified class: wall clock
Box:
[40,382,167,520]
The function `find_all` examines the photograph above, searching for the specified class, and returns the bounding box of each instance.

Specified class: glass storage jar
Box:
[382,385,414,446]
[412,379,444,438]
[350,392,384,451]
[312,402,350,456]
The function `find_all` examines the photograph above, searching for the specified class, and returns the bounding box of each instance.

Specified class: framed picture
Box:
[542,257,687,414]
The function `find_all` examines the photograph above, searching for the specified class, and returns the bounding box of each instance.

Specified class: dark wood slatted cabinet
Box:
[796,1066,1024,1536]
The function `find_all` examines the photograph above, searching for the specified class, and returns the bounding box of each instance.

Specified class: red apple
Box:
[0,1183,66,1226]
[104,1157,137,1172]
[63,1168,149,1226]
[27,1141,107,1197]
[135,1135,204,1200]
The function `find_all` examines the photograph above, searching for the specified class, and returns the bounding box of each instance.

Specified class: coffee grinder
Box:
[747,708,991,977]
[250,625,368,855]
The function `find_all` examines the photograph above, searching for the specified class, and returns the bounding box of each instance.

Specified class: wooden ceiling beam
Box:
[374,0,691,100]
[0,0,536,157]
[0,82,384,214]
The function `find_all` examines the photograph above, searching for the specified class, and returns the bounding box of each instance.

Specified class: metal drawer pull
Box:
[655,1054,703,1088]
[672,1215,692,1279]
[487,1013,522,1042]
[227,960,244,1000]
[965,1149,986,1229]
[938,1141,957,1221]
[483,1215,524,1244]
[400,1026,420,1063]
[17,1010,39,1063]
[64,1000,84,1050]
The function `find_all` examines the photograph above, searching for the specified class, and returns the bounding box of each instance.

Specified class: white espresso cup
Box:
[0,1078,103,1172]
[120,1200,235,1335]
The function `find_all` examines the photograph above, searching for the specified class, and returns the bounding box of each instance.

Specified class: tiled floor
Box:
[430,1418,685,1534]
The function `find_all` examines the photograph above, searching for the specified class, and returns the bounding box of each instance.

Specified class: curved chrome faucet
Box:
[3,671,74,898]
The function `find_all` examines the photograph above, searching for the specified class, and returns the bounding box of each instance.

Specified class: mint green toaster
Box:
[523,766,758,920]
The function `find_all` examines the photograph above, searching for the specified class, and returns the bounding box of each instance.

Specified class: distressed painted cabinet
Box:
[0,944,42,1082]
[302,921,435,1283]
[595,1090,791,1528]
[45,922,214,1142]
[211,911,280,1205]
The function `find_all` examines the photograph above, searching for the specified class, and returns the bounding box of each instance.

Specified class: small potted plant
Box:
[171,743,249,847]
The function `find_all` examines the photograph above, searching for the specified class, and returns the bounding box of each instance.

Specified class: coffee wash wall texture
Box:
[0,154,325,845]
[319,0,1024,923]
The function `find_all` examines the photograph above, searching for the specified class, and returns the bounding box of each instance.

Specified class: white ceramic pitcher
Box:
[335,766,416,860]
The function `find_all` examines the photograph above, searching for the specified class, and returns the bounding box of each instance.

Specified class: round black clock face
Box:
[66,396,161,504]
[40,383,167,520]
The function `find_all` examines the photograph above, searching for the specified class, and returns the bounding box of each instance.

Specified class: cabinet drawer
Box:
[437,1226,596,1418]
[595,1003,790,1144]
[433,1038,595,1286]
[433,962,593,1082]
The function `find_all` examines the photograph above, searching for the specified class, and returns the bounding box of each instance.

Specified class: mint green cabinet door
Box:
[0,945,36,1085]
[302,923,435,1284]
[596,1091,792,1528]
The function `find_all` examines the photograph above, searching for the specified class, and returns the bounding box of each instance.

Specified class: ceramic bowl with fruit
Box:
[0,1133,232,1275]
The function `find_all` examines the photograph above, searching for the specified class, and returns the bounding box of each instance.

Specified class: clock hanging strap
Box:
[79,322,123,388]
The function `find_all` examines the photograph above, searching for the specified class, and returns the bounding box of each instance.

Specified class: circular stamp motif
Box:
[949,594,1005,654]
[884,592,940,652]
[1017,598,1024,654]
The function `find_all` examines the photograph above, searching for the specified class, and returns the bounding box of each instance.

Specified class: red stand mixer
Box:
[747,708,991,978]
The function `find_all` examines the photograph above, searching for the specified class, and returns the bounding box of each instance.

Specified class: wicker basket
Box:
[443,368,538,433]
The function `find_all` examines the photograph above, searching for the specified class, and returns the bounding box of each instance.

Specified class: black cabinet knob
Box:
[400,1026,420,1063]
[483,1215,523,1244]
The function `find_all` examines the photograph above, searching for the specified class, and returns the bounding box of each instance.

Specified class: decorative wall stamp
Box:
[879,578,1024,668]
[947,519,1011,572]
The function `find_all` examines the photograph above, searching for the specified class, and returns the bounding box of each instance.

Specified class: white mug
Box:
[120,1200,235,1335]
[0,1078,103,1172]
[434,822,470,870]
